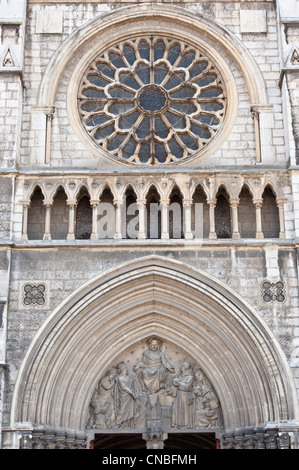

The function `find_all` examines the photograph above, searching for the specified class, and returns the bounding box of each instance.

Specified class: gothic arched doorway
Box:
[9,256,298,449]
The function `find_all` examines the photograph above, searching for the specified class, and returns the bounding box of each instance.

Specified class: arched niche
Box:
[261,185,280,238]
[75,187,92,240]
[11,256,298,436]
[215,187,231,239]
[238,185,256,239]
[51,186,68,240]
[146,186,161,239]
[27,186,45,240]
[191,184,209,239]
[124,186,138,239]
[169,185,183,239]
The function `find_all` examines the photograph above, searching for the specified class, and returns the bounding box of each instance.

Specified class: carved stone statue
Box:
[133,337,175,394]
[115,362,142,428]
[87,338,222,433]
[88,368,118,429]
[193,384,220,428]
[169,362,195,428]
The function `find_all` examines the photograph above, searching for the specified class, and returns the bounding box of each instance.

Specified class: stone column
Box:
[45,107,55,164]
[160,199,169,240]
[277,432,291,449]
[253,198,264,239]
[183,199,194,240]
[67,200,76,240]
[207,198,217,239]
[251,106,261,163]
[21,201,30,241]
[90,200,99,240]
[230,198,240,239]
[276,198,287,239]
[137,199,147,239]
[43,200,53,241]
[265,430,278,449]
[114,199,123,240]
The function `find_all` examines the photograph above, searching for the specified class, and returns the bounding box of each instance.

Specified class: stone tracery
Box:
[78,36,226,164]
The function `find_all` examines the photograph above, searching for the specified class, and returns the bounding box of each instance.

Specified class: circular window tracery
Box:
[78,36,227,164]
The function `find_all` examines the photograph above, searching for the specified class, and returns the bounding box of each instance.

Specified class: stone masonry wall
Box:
[0,75,23,169]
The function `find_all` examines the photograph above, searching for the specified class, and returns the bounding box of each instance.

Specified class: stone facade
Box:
[1,0,299,450]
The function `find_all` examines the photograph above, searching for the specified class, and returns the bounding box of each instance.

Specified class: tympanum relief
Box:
[87,337,222,431]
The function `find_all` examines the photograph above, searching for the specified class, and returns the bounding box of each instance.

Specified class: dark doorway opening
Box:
[93,433,217,450]
[94,434,146,449]
[164,433,217,449]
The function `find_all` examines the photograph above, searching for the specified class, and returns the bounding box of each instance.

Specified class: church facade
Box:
[0,0,299,449]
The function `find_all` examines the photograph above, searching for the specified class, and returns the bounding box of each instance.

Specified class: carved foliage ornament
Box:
[88,337,222,431]
[78,36,226,164]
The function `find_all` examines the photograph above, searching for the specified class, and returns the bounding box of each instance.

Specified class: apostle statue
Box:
[88,367,118,429]
[169,362,195,428]
[133,337,175,394]
[115,362,142,428]
[193,383,220,428]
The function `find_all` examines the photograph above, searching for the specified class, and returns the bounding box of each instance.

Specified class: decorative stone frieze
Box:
[18,172,289,242]
[20,428,88,450]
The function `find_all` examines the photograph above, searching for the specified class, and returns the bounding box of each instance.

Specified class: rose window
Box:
[78,36,227,164]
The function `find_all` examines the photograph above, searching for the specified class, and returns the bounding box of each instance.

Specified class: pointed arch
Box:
[27,186,46,240]
[146,185,161,239]
[169,185,184,239]
[191,182,209,200]
[261,185,280,238]
[238,185,256,238]
[51,186,69,240]
[125,185,138,239]
[215,186,232,239]
[98,184,116,201]
[27,183,46,201]
[74,183,91,202]
[192,184,209,239]
[145,183,162,201]
[11,256,298,433]
[75,188,92,240]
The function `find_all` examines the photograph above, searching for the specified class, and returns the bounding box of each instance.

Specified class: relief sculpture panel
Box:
[87,337,222,431]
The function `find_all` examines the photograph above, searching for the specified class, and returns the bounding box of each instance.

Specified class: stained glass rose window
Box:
[78,36,226,164]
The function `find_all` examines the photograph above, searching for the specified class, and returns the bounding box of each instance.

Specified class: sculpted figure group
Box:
[88,337,221,430]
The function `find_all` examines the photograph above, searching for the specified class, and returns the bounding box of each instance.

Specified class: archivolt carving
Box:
[87,337,222,431]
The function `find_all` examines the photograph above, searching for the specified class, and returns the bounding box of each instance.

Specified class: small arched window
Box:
[261,186,279,238]
[51,186,68,240]
[238,186,256,238]
[27,187,45,240]
[75,189,92,239]
[215,188,231,239]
